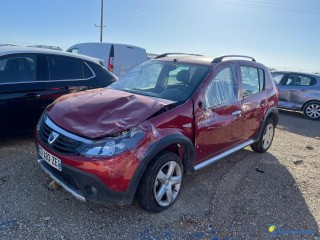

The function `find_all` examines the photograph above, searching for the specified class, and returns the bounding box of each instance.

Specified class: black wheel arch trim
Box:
[141,134,195,174]
[253,107,279,142]
[126,134,196,202]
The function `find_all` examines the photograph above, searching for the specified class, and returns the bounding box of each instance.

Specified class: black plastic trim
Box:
[253,107,279,142]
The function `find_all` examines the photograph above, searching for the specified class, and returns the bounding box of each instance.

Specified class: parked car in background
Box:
[0,46,117,137]
[35,54,278,212]
[66,42,148,78]
[271,71,320,120]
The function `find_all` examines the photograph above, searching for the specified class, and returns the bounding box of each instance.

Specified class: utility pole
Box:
[95,0,106,42]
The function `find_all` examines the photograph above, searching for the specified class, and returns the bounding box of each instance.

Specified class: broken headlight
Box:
[77,123,147,158]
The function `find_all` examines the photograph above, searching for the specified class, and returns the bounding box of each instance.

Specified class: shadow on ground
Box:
[209,150,319,239]
[277,109,320,139]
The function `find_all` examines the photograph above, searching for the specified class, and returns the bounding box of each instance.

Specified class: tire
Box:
[303,101,320,120]
[136,152,183,213]
[251,118,275,153]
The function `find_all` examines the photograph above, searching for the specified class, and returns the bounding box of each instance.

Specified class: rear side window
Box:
[271,73,284,84]
[240,66,265,97]
[0,55,37,83]
[205,66,238,108]
[47,55,82,80]
[83,62,94,78]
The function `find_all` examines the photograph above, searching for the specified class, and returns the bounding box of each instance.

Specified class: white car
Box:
[67,42,147,78]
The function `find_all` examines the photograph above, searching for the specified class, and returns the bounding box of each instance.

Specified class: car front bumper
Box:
[37,157,145,205]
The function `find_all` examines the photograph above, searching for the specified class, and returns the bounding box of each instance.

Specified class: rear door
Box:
[0,54,44,136]
[42,55,97,108]
[239,64,267,140]
[194,63,243,162]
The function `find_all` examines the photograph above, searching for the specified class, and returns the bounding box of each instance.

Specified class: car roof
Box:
[271,70,320,78]
[0,46,101,63]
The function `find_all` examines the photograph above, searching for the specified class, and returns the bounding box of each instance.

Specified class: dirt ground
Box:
[0,110,319,240]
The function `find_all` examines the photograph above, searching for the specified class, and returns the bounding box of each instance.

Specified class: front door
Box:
[194,64,243,163]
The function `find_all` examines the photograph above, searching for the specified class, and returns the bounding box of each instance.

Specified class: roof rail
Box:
[155,53,203,59]
[212,55,256,63]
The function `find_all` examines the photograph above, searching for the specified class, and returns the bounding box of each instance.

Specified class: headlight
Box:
[77,123,147,158]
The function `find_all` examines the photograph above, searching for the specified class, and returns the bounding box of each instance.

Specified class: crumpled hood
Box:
[47,88,175,139]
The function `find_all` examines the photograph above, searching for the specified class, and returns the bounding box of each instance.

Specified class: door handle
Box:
[300,89,307,92]
[232,110,241,116]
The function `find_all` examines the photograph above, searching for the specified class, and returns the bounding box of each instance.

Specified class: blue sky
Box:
[0,0,319,72]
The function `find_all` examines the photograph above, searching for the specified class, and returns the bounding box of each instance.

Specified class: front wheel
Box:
[303,101,320,120]
[136,152,183,213]
[251,118,275,153]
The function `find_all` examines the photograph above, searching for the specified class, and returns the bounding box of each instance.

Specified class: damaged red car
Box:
[35,54,279,212]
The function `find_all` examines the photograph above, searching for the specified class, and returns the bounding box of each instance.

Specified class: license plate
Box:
[38,145,62,171]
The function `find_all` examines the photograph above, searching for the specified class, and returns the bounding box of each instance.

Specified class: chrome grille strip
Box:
[45,116,93,144]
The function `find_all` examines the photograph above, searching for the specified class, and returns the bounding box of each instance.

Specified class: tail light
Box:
[108,57,114,72]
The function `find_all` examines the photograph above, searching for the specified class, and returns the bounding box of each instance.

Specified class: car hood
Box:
[46,88,175,139]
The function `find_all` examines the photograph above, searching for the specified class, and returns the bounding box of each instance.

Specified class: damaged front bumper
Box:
[37,158,145,206]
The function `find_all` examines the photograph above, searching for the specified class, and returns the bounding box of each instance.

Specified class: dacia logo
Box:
[48,132,59,144]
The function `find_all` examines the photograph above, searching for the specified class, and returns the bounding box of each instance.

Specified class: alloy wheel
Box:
[153,161,182,207]
[305,103,320,119]
[262,123,274,149]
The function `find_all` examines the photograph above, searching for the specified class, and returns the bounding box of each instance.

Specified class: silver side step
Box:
[194,140,254,171]
[38,159,86,202]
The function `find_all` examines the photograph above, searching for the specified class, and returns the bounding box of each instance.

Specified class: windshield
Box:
[109,61,209,101]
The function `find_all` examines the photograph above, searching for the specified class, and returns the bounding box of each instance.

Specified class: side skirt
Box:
[194,139,255,171]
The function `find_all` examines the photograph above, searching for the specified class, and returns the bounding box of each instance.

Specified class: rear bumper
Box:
[38,158,140,205]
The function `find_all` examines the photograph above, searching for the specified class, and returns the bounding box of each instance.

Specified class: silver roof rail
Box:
[212,55,256,63]
[155,53,203,59]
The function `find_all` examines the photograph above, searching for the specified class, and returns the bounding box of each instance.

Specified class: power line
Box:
[186,0,320,15]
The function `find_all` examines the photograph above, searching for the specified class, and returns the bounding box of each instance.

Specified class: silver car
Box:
[271,71,320,120]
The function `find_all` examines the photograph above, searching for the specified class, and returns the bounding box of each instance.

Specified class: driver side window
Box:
[205,66,238,108]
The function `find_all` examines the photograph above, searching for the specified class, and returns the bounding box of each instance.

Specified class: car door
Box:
[41,54,97,108]
[0,54,45,136]
[194,64,243,163]
[278,73,317,110]
[239,64,268,140]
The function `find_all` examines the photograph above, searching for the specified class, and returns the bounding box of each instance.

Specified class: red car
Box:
[35,54,279,212]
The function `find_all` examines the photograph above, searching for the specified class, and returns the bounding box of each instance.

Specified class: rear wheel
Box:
[251,118,275,153]
[303,101,320,120]
[136,152,183,213]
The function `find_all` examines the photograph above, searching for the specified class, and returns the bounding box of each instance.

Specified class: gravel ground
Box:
[0,110,319,240]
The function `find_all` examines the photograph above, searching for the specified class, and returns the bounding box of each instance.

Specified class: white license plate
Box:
[38,145,62,171]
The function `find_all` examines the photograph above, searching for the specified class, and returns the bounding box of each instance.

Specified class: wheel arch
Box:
[254,107,279,142]
[126,134,195,203]
[141,134,195,175]
[301,99,320,111]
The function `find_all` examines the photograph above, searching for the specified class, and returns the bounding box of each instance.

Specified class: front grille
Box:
[38,115,85,155]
